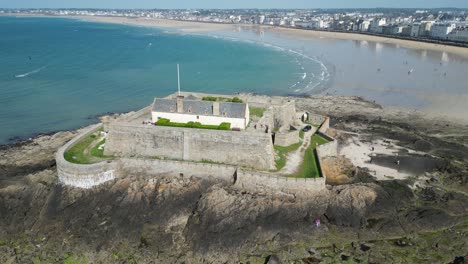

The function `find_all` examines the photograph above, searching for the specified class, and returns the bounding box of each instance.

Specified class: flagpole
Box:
[177,64,181,96]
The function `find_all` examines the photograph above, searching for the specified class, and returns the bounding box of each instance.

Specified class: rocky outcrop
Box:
[1,95,467,263]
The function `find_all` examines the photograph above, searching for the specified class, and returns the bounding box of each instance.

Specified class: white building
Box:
[448,27,468,42]
[411,23,421,37]
[295,21,313,28]
[419,21,434,37]
[258,15,265,24]
[311,19,324,29]
[360,20,371,32]
[370,18,387,33]
[151,96,250,130]
[431,23,456,39]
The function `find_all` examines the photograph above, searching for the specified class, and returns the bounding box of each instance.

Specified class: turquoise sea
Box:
[2,16,468,144]
[0,16,322,144]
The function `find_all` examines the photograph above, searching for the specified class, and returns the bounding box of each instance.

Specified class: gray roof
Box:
[152,98,177,113]
[152,98,246,119]
[218,102,246,118]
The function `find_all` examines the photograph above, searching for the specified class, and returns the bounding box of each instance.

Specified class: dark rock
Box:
[360,244,371,252]
[341,254,350,261]
[449,256,465,264]
[414,139,432,152]
[265,255,280,264]
[394,240,408,247]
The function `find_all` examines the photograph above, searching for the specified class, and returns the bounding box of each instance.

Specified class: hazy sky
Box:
[1,0,468,9]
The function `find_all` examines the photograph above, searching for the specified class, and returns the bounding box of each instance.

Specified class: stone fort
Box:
[104,92,301,170]
[56,92,338,196]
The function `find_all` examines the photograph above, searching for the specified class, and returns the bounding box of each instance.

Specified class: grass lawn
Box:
[64,133,98,164]
[156,118,231,130]
[292,133,329,178]
[90,139,106,158]
[249,107,266,118]
[202,96,243,103]
[64,130,112,164]
[274,141,302,171]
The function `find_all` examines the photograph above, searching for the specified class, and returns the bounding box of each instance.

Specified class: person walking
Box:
[315,218,321,228]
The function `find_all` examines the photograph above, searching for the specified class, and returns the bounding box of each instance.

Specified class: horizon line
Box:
[1,7,467,10]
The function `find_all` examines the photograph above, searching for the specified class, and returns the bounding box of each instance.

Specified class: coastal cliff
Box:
[0,96,467,263]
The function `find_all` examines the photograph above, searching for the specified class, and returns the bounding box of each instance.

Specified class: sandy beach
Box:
[72,15,468,59]
[4,13,468,57]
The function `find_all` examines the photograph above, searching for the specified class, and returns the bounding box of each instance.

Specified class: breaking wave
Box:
[15,66,47,78]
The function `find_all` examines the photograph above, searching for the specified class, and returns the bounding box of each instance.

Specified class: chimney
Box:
[176,96,184,113]
[212,102,220,116]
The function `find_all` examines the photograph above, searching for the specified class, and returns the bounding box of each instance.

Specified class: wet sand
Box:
[74,16,468,59]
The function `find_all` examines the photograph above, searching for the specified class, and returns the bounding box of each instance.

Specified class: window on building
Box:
[197,116,199,119]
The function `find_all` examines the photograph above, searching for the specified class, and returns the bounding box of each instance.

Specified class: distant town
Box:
[3,8,468,43]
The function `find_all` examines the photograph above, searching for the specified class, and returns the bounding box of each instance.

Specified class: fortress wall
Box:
[185,129,274,170]
[102,106,152,131]
[118,106,152,122]
[273,100,298,128]
[254,108,274,132]
[315,130,338,180]
[309,114,326,126]
[118,158,237,183]
[318,117,330,134]
[104,124,185,159]
[56,124,119,189]
[58,161,117,189]
[104,124,275,170]
[275,130,300,147]
[236,170,326,195]
[56,125,326,194]
[316,139,338,158]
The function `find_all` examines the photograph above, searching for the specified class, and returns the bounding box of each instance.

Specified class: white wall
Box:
[431,24,456,39]
[152,111,246,130]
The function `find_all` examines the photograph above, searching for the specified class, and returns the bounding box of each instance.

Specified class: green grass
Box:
[63,253,88,264]
[202,96,243,103]
[156,118,231,130]
[249,107,266,118]
[90,138,107,158]
[299,130,305,139]
[274,141,303,171]
[64,133,98,164]
[64,129,113,164]
[292,134,329,178]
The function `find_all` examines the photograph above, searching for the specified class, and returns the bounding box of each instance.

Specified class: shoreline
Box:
[2,93,467,149]
[1,15,468,146]
[9,14,467,59]
[81,16,468,58]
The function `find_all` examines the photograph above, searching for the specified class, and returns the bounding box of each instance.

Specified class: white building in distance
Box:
[431,23,457,39]
[151,96,250,130]
[448,26,468,42]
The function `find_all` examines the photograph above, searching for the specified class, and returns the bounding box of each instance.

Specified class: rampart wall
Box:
[104,124,275,170]
[315,118,338,180]
[102,106,152,131]
[272,100,298,129]
[56,98,337,194]
[316,139,338,158]
[318,117,330,134]
[118,158,237,183]
[236,170,326,195]
[309,114,326,126]
[275,130,300,147]
[57,135,326,195]
[56,124,118,189]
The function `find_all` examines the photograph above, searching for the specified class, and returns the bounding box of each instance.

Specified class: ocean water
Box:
[2,16,468,144]
[0,16,321,144]
[213,28,468,120]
